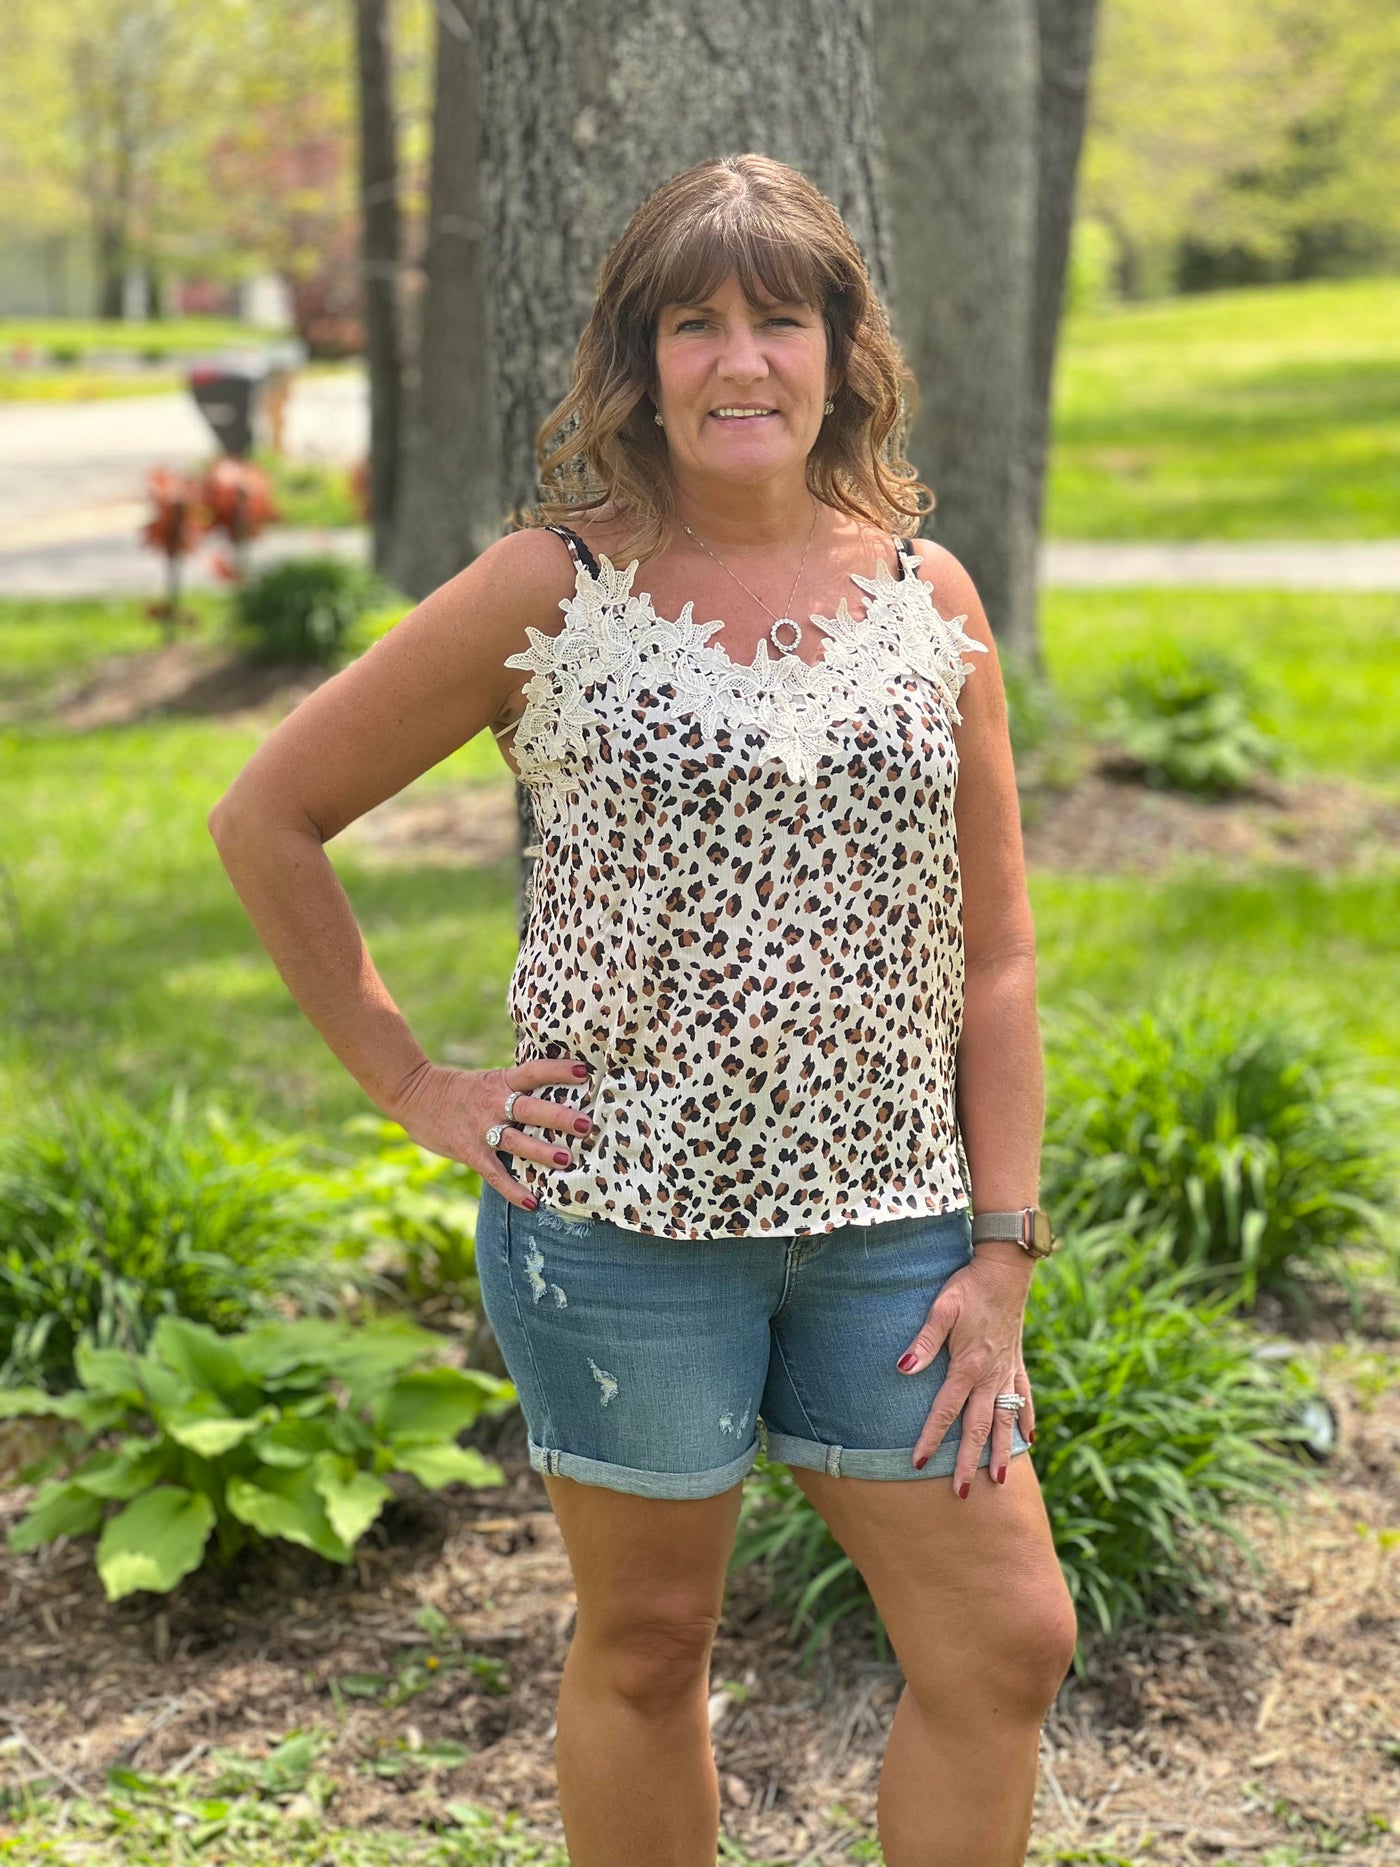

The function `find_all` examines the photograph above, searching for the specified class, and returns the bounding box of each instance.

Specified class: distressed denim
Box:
[474,1182,1032,1502]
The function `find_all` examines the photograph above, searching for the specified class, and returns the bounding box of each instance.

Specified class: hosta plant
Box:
[0,1314,517,1600]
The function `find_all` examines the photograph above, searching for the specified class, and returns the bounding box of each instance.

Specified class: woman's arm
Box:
[207,527,573,1116]
[916,545,1043,1280]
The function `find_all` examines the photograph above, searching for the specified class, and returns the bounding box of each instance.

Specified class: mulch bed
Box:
[2,1291,1397,1861]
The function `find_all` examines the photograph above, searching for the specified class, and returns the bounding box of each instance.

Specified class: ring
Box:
[485,1123,508,1148]
[503,1089,525,1121]
[993,1393,1024,1411]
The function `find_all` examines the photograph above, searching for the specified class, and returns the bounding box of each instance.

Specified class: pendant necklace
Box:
[680,498,820,657]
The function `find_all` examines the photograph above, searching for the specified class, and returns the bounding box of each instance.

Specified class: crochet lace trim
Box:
[502,547,988,799]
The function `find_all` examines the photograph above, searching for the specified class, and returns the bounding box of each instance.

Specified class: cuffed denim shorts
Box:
[474,1183,1032,1502]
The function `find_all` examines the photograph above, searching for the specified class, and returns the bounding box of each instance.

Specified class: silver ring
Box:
[485,1123,508,1148]
[993,1393,1024,1411]
[503,1089,525,1121]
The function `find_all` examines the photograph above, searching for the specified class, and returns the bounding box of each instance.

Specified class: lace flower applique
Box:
[503,545,989,797]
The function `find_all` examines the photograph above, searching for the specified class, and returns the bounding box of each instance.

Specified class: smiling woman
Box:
[532,152,930,565]
[208,149,1073,1867]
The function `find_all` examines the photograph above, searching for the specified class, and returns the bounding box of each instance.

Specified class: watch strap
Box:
[970,1207,1056,1259]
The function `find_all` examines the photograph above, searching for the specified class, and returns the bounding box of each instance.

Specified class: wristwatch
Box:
[970,1206,1058,1261]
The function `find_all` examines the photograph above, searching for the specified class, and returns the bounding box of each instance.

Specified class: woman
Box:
[210,153,1076,1867]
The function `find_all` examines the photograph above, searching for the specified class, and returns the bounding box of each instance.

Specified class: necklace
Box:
[680,499,820,656]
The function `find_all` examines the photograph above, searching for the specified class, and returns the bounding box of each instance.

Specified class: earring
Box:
[823,398,835,415]
[654,411,664,427]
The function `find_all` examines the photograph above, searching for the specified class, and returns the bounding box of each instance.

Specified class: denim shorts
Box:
[473,1184,1033,1502]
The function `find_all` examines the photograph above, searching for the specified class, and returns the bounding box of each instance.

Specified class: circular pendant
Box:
[770,616,802,654]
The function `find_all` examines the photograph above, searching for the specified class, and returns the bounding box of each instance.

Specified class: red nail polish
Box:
[574,1117,592,1134]
[958,1481,970,1499]
[996,1466,1006,1485]
[553,1150,571,1166]
[896,1352,918,1372]
[914,1454,928,1471]
[572,1064,590,1078]
[1029,1429,1036,1444]
[523,1195,539,1210]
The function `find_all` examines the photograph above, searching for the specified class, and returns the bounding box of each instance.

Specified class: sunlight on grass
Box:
[1047,276,1400,539]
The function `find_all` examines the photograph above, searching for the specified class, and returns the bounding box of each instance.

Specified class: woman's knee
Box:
[575,1604,722,1705]
[904,1586,1079,1724]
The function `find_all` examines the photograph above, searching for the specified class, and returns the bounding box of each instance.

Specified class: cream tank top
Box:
[495,523,989,1240]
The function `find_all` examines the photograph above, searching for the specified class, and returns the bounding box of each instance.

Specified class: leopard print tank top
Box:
[496,523,989,1239]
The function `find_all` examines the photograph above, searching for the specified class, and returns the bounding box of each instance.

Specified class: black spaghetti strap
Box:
[893,533,921,579]
[543,524,601,578]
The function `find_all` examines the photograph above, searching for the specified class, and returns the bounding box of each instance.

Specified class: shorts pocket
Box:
[532,1202,596,1237]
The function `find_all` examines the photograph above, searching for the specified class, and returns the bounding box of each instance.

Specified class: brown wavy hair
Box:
[527,153,934,563]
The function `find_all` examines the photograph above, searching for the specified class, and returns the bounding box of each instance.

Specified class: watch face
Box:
[1031,1209,1053,1253]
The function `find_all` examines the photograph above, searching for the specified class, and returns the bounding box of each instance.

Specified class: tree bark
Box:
[1025,0,1101,559]
[476,0,889,534]
[389,0,498,601]
[473,0,889,937]
[875,0,1041,670]
[353,0,403,573]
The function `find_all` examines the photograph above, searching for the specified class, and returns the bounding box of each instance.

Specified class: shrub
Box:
[1040,992,1400,1315]
[734,1222,1326,1678]
[0,1313,516,1598]
[1020,1220,1323,1665]
[1098,644,1288,797]
[302,1114,485,1311]
[0,1089,348,1392]
[231,556,386,665]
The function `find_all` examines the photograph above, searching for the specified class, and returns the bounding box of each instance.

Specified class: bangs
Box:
[644,208,832,323]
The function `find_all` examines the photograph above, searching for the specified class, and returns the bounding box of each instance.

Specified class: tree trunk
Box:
[1024,0,1101,562]
[875,0,1041,671]
[96,222,126,320]
[474,0,890,937]
[389,0,498,602]
[354,0,403,574]
[477,0,890,534]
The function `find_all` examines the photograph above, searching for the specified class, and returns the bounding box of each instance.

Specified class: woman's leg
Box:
[543,1471,747,1867]
[787,1457,1077,1867]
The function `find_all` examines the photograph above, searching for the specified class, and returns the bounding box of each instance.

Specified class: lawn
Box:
[1046,274,1400,539]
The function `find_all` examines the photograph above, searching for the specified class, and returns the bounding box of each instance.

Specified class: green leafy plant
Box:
[1098,645,1288,796]
[230,556,386,666]
[734,1223,1325,1679]
[1041,992,1400,1314]
[0,1313,517,1598]
[1022,1221,1324,1666]
[0,1088,348,1392]
[302,1114,486,1310]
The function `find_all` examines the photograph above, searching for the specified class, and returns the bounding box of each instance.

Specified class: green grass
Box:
[0,368,184,402]
[1040,587,1400,786]
[0,1783,816,1864]
[0,316,291,358]
[1045,275,1400,539]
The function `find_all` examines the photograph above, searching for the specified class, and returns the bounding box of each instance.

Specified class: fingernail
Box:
[913,1454,928,1471]
[523,1195,539,1210]
[1029,1429,1036,1444]
[958,1482,970,1500]
[996,1466,1006,1485]
[574,1117,592,1134]
[896,1352,918,1372]
[572,1064,589,1078]
[553,1150,571,1166]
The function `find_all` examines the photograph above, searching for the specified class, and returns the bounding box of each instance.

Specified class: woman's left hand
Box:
[895,1253,1035,1495]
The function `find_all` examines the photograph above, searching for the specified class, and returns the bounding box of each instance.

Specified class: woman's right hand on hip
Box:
[389,1059,593,1209]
